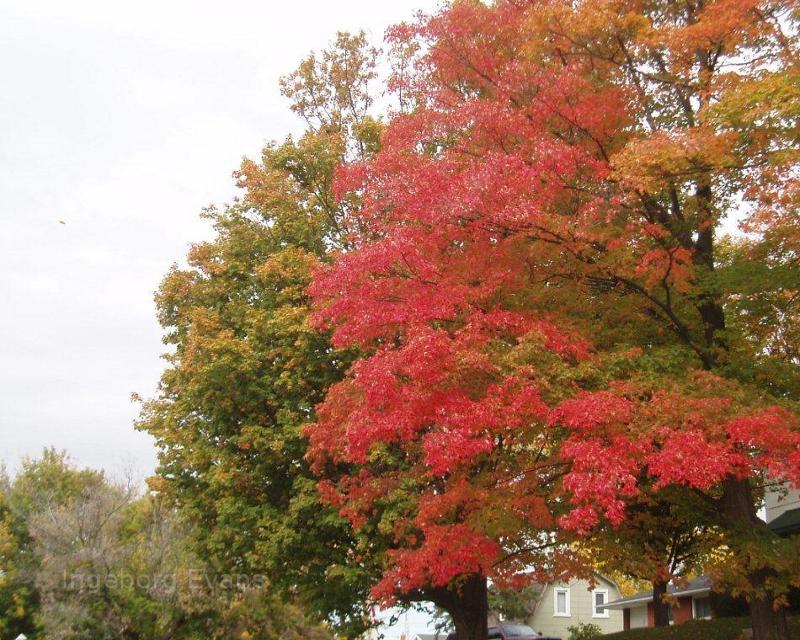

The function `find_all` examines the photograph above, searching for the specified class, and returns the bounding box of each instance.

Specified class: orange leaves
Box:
[725,407,800,484]
[612,128,737,192]
[308,252,574,598]
[634,246,695,293]
[529,320,593,362]
[307,316,556,474]
[646,429,746,490]
[649,0,762,65]
[558,434,646,533]
[371,524,501,602]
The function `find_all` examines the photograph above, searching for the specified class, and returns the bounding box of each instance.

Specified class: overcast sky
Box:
[0,0,440,480]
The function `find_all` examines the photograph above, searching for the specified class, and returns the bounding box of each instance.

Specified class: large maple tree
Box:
[307,2,800,640]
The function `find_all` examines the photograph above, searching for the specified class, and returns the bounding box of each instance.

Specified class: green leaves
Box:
[138,32,384,637]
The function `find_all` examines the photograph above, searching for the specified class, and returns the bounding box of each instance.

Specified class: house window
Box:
[592,590,609,618]
[693,597,712,620]
[554,587,571,617]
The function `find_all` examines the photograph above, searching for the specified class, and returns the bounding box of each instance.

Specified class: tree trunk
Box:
[722,476,789,640]
[450,575,488,640]
[652,578,671,627]
[427,574,489,640]
[749,586,789,640]
[690,218,789,640]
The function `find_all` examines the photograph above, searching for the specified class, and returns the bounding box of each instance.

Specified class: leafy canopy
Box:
[306,0,800,626]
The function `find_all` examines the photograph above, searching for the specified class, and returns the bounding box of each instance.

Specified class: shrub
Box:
[604,616,799,640]
[709,592,749,618]
[568,622,603,640]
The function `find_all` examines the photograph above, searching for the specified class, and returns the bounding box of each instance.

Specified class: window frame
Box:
[592,589,610,618]
[553,587,571,617]
[692,596,712,620]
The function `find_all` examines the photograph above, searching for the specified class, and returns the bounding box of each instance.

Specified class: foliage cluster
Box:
[605,617,800,640]
[0,450,332,640]
[135,3,800,640]
[567,623,603,640]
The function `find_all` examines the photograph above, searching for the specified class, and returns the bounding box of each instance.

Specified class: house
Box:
[600,489,800,632]
[601,576,714,631]
[490,574,624,637]
[769,507,800,538]
[766,486,800,538]
[412,634,444,640]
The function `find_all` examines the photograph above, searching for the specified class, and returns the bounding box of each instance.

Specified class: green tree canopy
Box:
[137,31,385,636]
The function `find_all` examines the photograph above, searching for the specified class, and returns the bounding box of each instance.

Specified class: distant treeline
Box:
[0,449,333,640]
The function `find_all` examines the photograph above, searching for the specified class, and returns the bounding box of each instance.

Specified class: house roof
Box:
[600,576,713,610]
[768,508,800,537]
[541,572,621,594]
[412,633,447,640]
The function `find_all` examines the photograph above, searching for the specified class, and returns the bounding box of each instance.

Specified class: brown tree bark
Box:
[749,587,789,640]
[652,578,671,628]
[691,208,790,640]
[426,574,489,640]
[722,476,789,640]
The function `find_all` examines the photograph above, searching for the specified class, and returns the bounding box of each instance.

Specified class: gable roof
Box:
[522,572,622,618]
[601,576,713,610]
[592,572,623,594]
[487,572,620,622]
[768,507,800,537]
[541,572,622,594]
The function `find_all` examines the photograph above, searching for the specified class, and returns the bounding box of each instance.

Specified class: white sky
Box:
[0,0,439,482]
[0,3,444,632]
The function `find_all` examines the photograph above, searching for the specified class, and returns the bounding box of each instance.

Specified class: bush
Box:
[604,616,800,640]
[709,591,749,618]
[567,623,603,640]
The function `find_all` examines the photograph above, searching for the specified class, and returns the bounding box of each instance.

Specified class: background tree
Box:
[1,450,332,640]
[137,32,385,636]
[488,583,541,623]
[0,473,38,639]
[29,468,332,640]
[577,487,716,627]
[0,449,104,639]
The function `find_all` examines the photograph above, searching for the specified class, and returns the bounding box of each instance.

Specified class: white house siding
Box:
[528,577,624,638]
[765,486,800,523]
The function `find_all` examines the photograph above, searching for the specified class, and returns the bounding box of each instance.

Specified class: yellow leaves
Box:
[0,522,18,589]
[612,127,737,191]
[709,68,800,157]
[279,30,379,134]
[145,475,170,496]
[235,154,305,223]
[257,246,319,292]
[520,0,651,69]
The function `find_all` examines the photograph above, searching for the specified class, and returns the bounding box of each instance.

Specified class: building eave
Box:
[601,587,712,610]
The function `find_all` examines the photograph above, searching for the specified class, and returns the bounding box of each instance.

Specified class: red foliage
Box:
[305,0,800,606]
[553,384,800,532]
